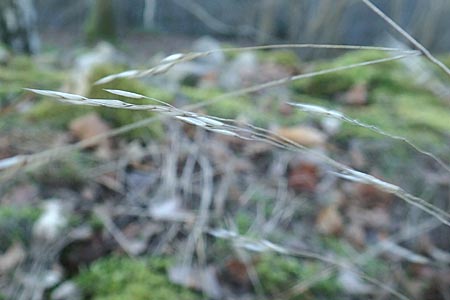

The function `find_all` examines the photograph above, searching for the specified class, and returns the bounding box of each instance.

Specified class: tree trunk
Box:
[256,0,277,44]
[85,0,117,45]
[0,0,39,54]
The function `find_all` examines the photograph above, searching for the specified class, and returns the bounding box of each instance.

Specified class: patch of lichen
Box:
[290,50,413,99]
[76,255,199,300]
[0,54,66,108]
[256,253,341,299]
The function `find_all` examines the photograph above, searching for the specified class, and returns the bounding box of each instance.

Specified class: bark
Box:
[0,0,39,54]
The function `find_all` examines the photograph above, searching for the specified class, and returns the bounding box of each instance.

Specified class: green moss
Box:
[256,253,341,299]
[0,206,41,251]
[76,256,199,300]
[0,55,66,108]
[235,211,253,233]
[89,64,173,140]
[29,151,97,187]
[333,87,450,148]
[181,86,253,119]
[258,49,301,67]
[319,237,354,257]
[291,50,411,98]
[27,100,91,128]
[28,63,173,140]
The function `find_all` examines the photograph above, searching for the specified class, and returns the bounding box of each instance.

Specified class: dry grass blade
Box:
[288,102,450,173]
[94,52,206,84]
[361,0,450,77]
[17,88,450,227]
[94,44,420,84]
[23,88,87,100]
[206,52,420,104]
[208,229,411,300]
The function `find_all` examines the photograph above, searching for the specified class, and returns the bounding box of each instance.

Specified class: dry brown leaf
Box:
[223,258,251,287]
[275,126,326,147]
[69,113,112,159]
[345,222,366,248]
[69,113,110,142]
[168,265,222,298]
[316,204,343,236]
[288,162,320,192]
[340,83,368,105]
[1,183,39,206]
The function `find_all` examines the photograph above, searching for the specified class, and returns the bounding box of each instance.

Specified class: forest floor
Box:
[1,30,450,300]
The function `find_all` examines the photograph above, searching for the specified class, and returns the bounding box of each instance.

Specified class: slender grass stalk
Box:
[17,88,450,227]
[361,0,450,77]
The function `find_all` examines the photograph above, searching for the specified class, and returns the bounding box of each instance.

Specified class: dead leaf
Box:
[338,268,373,294]
[339,83,368,105]
[96,173,124,193]
[288,162,320,192]
[168,265,222,298]
[275,126,326,147]
[316,204,343,236]
[223,258,251,287]
[345,222,366,249]
[1,183,39,206]
[69,113,112,159]
[0,242,26,274]
[69,113,110,143]
[346,182,393,209]
[149,198,195,223]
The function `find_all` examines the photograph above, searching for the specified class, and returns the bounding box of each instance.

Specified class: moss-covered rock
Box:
[76,256,199,300]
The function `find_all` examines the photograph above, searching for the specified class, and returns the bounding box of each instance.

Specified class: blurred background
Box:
[1,1,450,300]
[4,0,450,56]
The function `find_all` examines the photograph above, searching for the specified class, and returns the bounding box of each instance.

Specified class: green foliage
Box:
[85,0,117,45]
[256,253,341,299]
[0,206,41,251]
[76,255,199,300]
